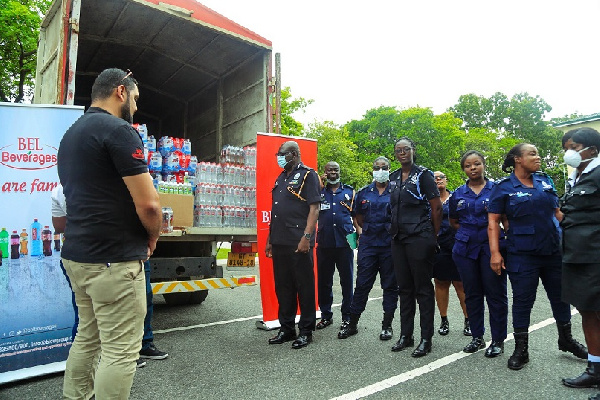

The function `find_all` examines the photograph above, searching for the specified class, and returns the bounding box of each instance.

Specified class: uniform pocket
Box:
[508,225,535,252]
[509,195,532,217]
[452,231,470,256]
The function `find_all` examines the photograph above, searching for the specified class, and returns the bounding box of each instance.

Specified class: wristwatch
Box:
[303,232,311,240]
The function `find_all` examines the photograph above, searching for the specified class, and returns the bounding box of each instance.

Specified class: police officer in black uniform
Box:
[265,141,321,349]
[316,161,356,330]
[389,137,442,357]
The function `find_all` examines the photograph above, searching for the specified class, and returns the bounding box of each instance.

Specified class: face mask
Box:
[372,170,389,183]
[277,155,289,169]
[563,147,592,168]
[326,178,341,185]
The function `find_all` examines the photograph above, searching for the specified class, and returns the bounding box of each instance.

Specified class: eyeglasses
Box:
[276,151,292,157]
[120,69,133,82]
[373,166,390,171]
[394,147,413,154]
[434,175,447,180]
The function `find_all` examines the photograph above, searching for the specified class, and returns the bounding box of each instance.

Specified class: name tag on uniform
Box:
[321,202,330,210]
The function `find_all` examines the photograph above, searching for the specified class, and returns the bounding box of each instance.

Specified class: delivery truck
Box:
[34,0,274,304]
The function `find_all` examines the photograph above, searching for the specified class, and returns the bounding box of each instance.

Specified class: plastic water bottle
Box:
[30,218,42,256]
[0,228,8,259]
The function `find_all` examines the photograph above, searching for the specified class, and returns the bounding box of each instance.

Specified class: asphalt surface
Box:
[0,257,596,400]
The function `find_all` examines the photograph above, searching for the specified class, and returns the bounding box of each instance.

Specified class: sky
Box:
[199,0,600,126]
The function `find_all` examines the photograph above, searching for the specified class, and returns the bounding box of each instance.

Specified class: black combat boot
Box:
[562,361,600,388]
[338,313,360,339]
[380,312,394,341]
[557,321,588,359]
[507,332,529,370]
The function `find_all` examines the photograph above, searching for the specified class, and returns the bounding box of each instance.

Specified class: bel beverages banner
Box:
[0,103,84,384]
[255,133,319,329]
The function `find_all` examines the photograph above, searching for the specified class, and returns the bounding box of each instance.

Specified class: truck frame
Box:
[34,0,273,304]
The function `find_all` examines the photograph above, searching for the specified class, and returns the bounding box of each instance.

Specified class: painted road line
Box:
[330,309,580,400]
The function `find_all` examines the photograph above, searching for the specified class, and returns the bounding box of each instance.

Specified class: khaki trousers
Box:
[62,259,146,400]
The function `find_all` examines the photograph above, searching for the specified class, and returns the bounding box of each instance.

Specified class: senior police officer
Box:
[316,161,356,330]
[265,141,321,349]
[338,156,398,341]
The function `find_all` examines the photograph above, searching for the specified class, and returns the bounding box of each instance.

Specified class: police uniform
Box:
[316,183,355,322]
[270,163,321,336]
[433,192,460,282]
[449,179,507,342]
[389,165,438,341]
[348,181,397,317]
[488,172,571,330]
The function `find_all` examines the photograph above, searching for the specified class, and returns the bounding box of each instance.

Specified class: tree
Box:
[279,86,313,136]
[0,0,51,102]
[304,121,368,189]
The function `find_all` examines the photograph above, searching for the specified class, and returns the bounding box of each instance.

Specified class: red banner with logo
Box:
[255,133,319,329]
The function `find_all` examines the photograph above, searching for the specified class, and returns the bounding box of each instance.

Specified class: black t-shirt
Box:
[270,163,321,246]
[57,107,149,263]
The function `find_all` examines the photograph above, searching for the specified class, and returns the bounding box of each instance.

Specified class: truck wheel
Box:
[163,292,192,306]
[189,290,208,304]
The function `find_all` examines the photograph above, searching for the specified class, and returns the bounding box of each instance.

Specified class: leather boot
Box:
[507,332,529,370]
[338,313,359,339]
[557,321,588,359]
[380,312,394,341]
[562,361,600,388]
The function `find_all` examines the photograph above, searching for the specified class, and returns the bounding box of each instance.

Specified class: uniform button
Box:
[333,224,336,226]
[333,213,336,215]
[333,202,336,205]
[275,202,278,204]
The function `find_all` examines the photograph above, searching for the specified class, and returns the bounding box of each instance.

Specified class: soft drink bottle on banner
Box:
[54,232,61,252]
[30,218,42,256]
[10,231,19,259]
[19,229,28,256]
[42,226,52,256]
[0,228,8,258]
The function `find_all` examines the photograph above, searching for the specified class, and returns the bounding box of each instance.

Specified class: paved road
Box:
[0,260,595,400]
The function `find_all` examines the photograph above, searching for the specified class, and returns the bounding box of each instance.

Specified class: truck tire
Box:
[163,292,192,306]
[189,290,208,304]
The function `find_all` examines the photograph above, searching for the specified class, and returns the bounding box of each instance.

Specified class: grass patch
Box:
[216,247,230,260]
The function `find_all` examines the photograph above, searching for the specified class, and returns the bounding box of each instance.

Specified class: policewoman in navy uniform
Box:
[432,170,469,338]
[337,156,398,341]
[265,141,321,349]
[488,143,587,370]
[389,137,441,358]
[315,161,356,330]
[449,150,507,358]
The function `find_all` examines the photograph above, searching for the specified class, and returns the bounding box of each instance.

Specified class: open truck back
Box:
[34,0,273,304]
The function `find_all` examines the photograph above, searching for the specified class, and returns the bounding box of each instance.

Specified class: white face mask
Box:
[372,169,389,183]
[563,147,592,168]
[327,178,341,185]
[277,155,289,169]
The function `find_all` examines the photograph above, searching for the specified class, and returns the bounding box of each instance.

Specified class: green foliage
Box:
[279,86,313,136]
[304,121,369,189]
[0,0,51,102]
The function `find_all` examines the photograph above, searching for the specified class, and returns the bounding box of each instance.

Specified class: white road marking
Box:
[153,297,384,334]
[330,309,580,400]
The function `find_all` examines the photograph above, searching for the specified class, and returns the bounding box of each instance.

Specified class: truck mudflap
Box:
[151,275,256,295]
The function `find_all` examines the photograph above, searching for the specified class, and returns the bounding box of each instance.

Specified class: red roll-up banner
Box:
[255,133,319,330]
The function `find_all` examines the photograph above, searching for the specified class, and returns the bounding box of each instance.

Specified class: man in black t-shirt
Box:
[58,68,161,400]
[265,141,321,349]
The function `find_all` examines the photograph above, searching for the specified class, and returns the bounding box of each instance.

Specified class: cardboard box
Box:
[159,193,194,228]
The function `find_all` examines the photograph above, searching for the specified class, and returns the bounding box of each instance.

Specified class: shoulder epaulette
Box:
[389,168,402,180]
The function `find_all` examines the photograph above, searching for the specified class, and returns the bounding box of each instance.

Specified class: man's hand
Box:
[296,238,310,254]
[265,242,273,258]
[490,251,505,275]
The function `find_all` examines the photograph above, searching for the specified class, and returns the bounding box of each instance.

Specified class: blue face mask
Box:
[277,155,289,169]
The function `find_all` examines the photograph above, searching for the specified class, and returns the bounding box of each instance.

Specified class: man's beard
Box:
[121,98,133,124]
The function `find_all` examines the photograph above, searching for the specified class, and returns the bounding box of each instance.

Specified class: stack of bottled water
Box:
[194,145,257,228]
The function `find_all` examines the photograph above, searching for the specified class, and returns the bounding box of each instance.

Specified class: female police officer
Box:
[449,151,507,358]
[488,143,587,370]
[389,137,441,357]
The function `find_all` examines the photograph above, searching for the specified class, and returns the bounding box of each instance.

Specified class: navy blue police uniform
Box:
[449,179,507,342]
[270,163,321,336]
[389,165,438,341]
[488,173,571,330]
[348,182,398,316]
[433,191,461,282]
[316,183,356,323]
